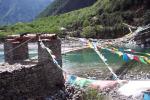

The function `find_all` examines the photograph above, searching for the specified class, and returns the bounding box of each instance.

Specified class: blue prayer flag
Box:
[123,53,130,62]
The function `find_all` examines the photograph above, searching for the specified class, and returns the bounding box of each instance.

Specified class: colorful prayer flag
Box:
[127,54,134,60]
[116,51,123,56]
[144,57,150,64]
[139,57,147,64]
[88,42,93,48]
[133,56,140,62]
[123,53,130,62]
[146,53,150,56]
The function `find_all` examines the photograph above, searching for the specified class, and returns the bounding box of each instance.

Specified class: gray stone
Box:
[0,34,64,99]
[4,40,29,64]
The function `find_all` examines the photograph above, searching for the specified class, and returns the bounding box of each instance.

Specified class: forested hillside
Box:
[38,0,97,17]
[1,0,150,38]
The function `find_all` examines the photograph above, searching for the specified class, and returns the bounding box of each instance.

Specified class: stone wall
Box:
[38,36,62,67]
[1,34,64,99]
[0,62,64,99]
[4,39,29,64]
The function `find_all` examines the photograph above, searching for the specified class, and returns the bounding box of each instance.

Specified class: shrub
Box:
[83,19,90,27]
[122,11,134,22]
[81,26,96,38]
[82,88,104,100]
[144,0,150,9]
[99,12,123,26]
[143,10,150,25]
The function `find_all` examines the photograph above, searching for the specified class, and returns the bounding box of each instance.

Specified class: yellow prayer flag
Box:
[147,59,150,64]
[112,47,118,51]
[126,32,132,36]
[144,57,150,64]
[114,48,118,51]
[146,53,150,56]
[88,42,93,48]
[116,51,123,56]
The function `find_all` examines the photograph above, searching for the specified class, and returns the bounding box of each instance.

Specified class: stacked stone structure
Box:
[0,34,64,99]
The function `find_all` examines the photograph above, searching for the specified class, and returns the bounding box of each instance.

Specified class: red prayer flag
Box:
[133,56,140,62]
[131,50,135,52]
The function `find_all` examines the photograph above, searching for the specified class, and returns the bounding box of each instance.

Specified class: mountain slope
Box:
[39,0,97,17]
[1,0,150,38]
[0,0,53,25]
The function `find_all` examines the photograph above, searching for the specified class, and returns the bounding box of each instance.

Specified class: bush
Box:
[81,26,96,38]
[99,12,123,26]
[82,88,104,100]
[143,10,150,25]
[83,19,90,27]
[144,0,150,9]
[122,11,134,22]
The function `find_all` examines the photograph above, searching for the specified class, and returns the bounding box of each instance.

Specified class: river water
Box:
[0,43,149,73]
[0,43,124,71]
[0,43,38,63]
[63,48,124,71]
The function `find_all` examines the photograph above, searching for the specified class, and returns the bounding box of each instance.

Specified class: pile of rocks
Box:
[43,84,84,100]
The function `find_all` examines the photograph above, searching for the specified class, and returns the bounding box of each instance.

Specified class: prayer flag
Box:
[119,48,124,52]
[92,42,98,50]
[112,47,118,51]
[79,38,87,43]
[146,53,150,56]
[139,57,147,64]
[73,77,94,88]
[127,54,134,60]
[52,55,56,59]
[88,42,93,48]
[66,75,77,84]
[131,50,135,52]
[116,51,123,56]
[144,57,150,64]
[123,53,130,62]
[133,56,140,62]
[147,60,150,64]
[126,49,135,53]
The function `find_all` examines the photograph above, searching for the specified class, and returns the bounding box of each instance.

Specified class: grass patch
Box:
[82,88,104,100]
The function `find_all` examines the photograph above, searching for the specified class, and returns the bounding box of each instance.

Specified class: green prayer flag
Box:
[139,57,147,64]
[74,78,94,88]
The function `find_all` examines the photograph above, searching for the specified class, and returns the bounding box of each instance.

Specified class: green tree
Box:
[81,26,96,38]
[83,19,90,27]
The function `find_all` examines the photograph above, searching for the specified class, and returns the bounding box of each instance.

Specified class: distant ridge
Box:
[0,0,53,25]
[38,0,97,17]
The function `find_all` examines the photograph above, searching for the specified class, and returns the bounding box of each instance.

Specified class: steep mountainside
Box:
[38,0,97,17]
[1,0,150,38]
[0,0,53,25]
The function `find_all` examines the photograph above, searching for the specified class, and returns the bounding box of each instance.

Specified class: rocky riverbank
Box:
[1,62,148,100]
[43,64,150,100]
[61,62,150,100]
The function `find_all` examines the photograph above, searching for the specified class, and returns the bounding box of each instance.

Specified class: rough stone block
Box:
[4,40,28,64]
[38,36,62,67]
[0,62,64,99]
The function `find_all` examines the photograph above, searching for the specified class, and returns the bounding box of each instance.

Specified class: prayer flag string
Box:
[39,38,68,74]
[88,41,119,81]
[102,47,150,64]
